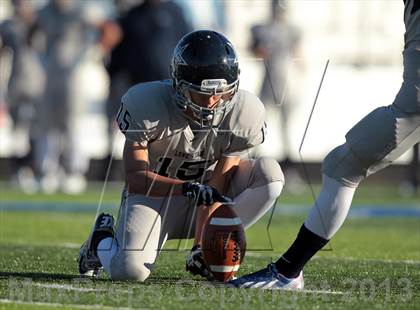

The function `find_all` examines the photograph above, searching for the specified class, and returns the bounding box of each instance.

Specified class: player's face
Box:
[189,92,223,109]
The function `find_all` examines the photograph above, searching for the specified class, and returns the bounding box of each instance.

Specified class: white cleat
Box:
[228,263,304,290]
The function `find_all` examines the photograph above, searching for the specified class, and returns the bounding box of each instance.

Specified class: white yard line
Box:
[14,282,346,297]
[62,243,80,249]
[313,256,420,265]
[300,289,344,295]
[245,252,420,265]
[244,252,272,258]
[33,283,105,293]
[0,299,130,310]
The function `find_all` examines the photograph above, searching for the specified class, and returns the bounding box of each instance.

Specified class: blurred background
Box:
[0,0,418,196]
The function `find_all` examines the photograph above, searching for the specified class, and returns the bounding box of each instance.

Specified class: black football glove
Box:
[182,182,234,206]
[186,245,213,280]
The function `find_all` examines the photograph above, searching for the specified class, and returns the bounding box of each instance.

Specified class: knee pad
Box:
[322,143,366,187]
[109,252,152,282]
[252,157,285,188]
[325,104,420,187]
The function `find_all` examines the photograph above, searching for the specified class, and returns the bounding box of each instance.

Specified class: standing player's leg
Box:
[276,86,420,279]
[230,77,420,289]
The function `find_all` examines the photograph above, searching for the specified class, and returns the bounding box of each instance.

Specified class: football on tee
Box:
[201,205,246,282]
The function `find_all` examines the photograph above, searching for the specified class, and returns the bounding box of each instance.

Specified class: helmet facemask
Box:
[173,77,239,128]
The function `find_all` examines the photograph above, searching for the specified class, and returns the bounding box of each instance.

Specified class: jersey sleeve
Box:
[116,91,159,147]
[223,92,267,157]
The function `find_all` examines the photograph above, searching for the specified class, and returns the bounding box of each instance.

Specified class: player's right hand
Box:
[186,245,214,280]
[182,182,234,206]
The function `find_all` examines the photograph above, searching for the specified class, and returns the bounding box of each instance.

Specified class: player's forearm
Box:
[126,170,185,197]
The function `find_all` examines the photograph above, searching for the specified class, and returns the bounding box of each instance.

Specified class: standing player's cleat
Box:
[228,263,304,290]
[77,213,115,278]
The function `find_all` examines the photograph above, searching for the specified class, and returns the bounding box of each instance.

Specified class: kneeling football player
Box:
[77,30,285,281]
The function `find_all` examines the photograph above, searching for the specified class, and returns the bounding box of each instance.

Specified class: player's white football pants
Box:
[98,157,284,281]
[305,49,420,239]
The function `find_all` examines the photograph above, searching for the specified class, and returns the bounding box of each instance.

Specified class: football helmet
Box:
[171,30,240,128]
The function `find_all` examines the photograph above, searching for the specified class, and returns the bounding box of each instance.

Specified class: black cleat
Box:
[77,213,115,278]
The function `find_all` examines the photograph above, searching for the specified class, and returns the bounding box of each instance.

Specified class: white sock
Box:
[97,237,118,274]
[304,174,357,239]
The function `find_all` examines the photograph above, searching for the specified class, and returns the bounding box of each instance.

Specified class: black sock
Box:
[275,224,329,278]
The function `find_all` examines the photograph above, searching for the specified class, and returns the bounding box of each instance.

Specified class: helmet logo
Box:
[173,43,189,65]
[201,79,227,92]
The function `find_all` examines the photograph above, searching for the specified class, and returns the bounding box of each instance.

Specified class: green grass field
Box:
[0,183,419,309]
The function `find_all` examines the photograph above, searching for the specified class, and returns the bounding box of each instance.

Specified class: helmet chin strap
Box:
[179,94,225,128]
[197,99,228,128]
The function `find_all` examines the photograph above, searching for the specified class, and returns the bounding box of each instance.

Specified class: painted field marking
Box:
[315,256,420,265]
[300,289,344,295]
[10,280,346,296]
[245,252,420,265]
[63,242,80,249]
[0,299,131,310]
[1,201,420,218]
[33,283,105,293]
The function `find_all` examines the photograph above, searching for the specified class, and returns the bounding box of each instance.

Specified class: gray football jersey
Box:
[403,0,420,51]
[400,0,420,112]
[117,80,266,181]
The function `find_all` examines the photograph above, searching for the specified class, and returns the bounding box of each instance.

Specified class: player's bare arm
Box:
[193,155,241,246]
[123,139,185,196]
[123,139,231,201]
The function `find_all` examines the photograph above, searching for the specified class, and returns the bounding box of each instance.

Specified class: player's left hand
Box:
[182,182,234,206]
[186,245,214,280]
